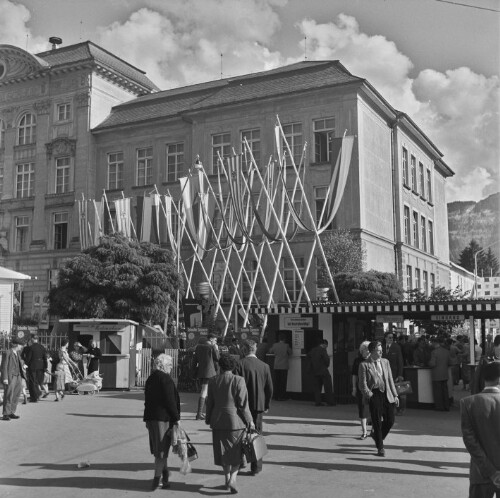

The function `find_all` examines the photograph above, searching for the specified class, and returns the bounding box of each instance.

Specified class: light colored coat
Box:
[358,357,398,403]
[460,388,500,484]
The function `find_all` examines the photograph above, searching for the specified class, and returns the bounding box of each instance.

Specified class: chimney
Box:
[49,37,62,50]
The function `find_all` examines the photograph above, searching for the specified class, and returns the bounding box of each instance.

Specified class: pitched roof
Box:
[0,267,32,281]
[36,42,159,92]
[93,61,362,130]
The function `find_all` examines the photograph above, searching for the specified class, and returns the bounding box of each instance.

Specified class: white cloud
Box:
[294,15,499,201]
[0,0,47,52]
[95,1,285,88]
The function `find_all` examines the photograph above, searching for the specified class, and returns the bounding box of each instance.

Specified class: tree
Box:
[483,248,499,277]
[48,234,183,325]
[330,271,404,302]
[317,229,366,287]
[458,239,489,274]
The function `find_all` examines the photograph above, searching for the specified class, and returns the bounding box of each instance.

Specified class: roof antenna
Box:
[25,34,29,51]
[79,20,83,41]
[304,36,307,60]
[220,53,223,79]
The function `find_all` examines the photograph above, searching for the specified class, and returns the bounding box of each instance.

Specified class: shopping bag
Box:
[395,380,413,395]
[242,430,268,462]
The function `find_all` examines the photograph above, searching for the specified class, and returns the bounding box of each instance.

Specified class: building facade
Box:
[1,41,454,326]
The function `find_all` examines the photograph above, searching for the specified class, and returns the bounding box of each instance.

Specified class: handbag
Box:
[187,441,198,462]
[395,380,413,395]
[242,430,268,462]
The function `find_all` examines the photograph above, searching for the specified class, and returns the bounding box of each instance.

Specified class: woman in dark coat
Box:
[143,354,180,491]
[86,341,102,375]
[206,354,254,494]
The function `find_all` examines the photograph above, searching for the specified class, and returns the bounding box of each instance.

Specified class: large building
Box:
[0,40,454,328]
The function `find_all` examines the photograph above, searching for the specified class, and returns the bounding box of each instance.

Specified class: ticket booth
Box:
[60,319,139,389]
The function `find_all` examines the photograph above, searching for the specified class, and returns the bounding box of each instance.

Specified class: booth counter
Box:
[403,366,454,407]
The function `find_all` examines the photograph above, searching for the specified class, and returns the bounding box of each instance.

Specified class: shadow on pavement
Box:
[264,460,467,478]
[65,413,142,419]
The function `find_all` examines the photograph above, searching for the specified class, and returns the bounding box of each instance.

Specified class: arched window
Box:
[18,113,36,145]
[0,119,5,148]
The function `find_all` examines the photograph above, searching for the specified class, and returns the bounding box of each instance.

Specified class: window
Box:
[411,155,417,192]
[315,186,332,229]
[241,129,261,169]
[107,152,123,190]
[423,270,428,296]
[430,273,435,291]
[166,142,184,182]
[0,118,4,148]
[420,216,427,252]
[419,162,425,198]
[55,157,70,193]
[212,133,231,171]
[53,212,68,249]
[415,268,421,291]
[402,147,409,186]
[48,269,59,290]
[16,162,34,198]
[15,216,29,252]
[406,265,412,290]
[57,103,71,121]
[428,220,434,254]
[282,256,305,301]
[18,113,36,145]
[313,118,335,163]
[403,206,410,244]
[412,211,419,248]
[485,291,491,296]
[426,169,432,203]
[281,123,303,167]
[284,188,303,233]
[136,147,153,186]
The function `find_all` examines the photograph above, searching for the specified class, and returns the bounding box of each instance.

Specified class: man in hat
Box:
[1,337,26,420]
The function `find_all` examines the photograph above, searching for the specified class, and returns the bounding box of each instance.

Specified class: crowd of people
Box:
[0,336,102,417]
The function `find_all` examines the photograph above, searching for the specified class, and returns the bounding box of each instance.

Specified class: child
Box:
[40,353,53,399]
[54,363,66,401]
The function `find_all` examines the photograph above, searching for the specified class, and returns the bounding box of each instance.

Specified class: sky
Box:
[0,0,498,203]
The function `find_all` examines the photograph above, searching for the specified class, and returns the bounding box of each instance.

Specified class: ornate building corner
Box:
[45,137,77,158]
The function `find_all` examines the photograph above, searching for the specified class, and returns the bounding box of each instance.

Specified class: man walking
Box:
[308,339,334,406]
[428,337,452,411]
[236,340,273,475]
[358,341,399,457]
[269,333,292,401]
[461,361,500,498]
[194,333,220,420]
[1,337,25,421]
[23,335,47,403]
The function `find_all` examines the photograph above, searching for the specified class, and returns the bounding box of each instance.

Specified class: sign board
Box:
[431,314,465,322]
[74,323,127,332]
[293,330,304,349]
[283,316,313,329]
[375,315,404,323]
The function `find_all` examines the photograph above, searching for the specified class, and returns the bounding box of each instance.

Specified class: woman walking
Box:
[57,339,78,393]
[206,354,254,494]
[143,354,180,491]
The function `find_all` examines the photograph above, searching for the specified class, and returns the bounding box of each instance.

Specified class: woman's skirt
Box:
[356,390,368,419]
[212,429,246,467]
[146,420,172,459]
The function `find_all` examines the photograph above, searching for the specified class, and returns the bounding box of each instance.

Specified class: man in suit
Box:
[269,333,292,401]
[194,333,220,420]
[23,335,47,403]
[1,337,26,420]
[236,340,273,475]
[308,339,334,406]
[461,361,500,498]
[428,337,452,411]
[358,340,399,457]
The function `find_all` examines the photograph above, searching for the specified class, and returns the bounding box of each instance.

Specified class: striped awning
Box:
[251,299,500,319]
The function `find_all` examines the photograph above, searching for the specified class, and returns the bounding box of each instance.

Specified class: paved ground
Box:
[0,386,471,498]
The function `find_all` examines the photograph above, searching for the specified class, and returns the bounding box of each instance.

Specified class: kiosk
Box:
[60,319,139,389]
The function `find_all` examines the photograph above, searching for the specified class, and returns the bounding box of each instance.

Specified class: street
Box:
[0,388,469,498]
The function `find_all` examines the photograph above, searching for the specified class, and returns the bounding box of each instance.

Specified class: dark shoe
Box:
[22,395,27,405]
[151,476,161,491]
[54,398,59,402]
[9,414,20,419]
[229,484,238,494]
[377,448,385,457]
[2,415,10,421]
[250,469,262,476]
[360,432,368,440]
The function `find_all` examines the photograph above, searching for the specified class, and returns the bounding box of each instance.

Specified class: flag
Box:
[114,197,131,238]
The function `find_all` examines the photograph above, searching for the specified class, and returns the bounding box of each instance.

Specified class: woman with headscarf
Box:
[57,339,78,393]
[143,354,180,491]
[206,354,254,494]
[352,340,371,439]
